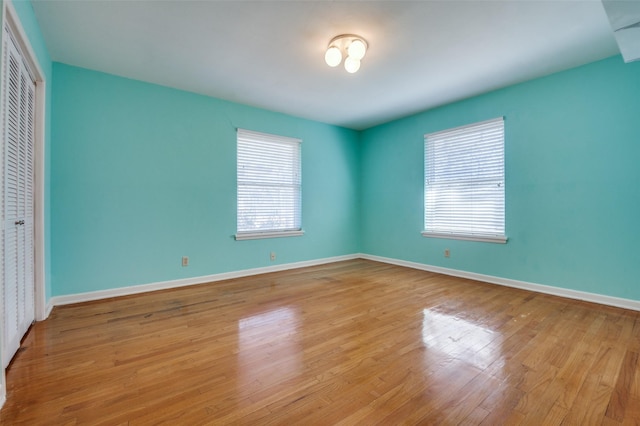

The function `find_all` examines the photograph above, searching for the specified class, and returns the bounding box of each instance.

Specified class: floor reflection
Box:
[237,307,302,398]
[422,309,503,370]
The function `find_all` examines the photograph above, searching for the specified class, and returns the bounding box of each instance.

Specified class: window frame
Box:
[235,129,303,241]
[422,117,507,244]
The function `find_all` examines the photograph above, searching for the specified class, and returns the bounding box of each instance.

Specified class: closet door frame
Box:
[0,0,47,407]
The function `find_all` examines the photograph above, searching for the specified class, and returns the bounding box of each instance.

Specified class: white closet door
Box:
[1,25,35,369]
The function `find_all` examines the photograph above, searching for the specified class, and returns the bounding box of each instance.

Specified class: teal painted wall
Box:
[51,63,360,296]
[12,0,53,301]
[361,56,640,300]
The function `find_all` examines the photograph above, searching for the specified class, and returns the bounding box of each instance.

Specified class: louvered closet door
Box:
[2,26,36,368]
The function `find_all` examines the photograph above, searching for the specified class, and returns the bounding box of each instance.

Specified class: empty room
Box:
[0,0,639,424]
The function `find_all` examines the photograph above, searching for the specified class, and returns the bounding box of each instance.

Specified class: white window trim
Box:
[235,129,302,240]
[421,231,507,244]
[423,117,507,244]
[235,230,304,241]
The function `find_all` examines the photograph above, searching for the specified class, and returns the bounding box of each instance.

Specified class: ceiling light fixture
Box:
[324,34,368,74]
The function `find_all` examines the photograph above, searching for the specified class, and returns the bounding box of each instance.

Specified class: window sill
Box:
[235,230,304,241]
[421,231,507,244]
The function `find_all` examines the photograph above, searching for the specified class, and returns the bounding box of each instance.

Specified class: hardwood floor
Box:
[2,259,639,425]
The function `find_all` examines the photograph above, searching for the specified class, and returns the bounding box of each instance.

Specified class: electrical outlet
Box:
[182,256,189,267]
[270,252,276,261]
[444,249,450,258]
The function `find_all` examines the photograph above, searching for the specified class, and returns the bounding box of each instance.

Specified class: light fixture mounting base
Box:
[328,34,368,51]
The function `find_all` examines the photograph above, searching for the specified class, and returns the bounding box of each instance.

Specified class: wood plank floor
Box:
[2,259,640,425]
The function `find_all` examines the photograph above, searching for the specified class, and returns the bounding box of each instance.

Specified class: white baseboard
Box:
[45,252,640,314]
[44,299,54,319]
[49,254,360,308]
[360,254,640,312]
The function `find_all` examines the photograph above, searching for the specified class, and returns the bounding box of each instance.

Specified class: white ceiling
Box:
[31,0,620,130]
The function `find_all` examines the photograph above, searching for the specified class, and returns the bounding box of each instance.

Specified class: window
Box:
[236,129,302,240]
[423,117,506,243]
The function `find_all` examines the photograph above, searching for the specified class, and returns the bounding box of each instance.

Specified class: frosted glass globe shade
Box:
[347,39,367,60]
[324,46,342,67]
[344,57,361,73]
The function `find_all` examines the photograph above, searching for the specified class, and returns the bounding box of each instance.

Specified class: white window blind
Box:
[236,129,302,240]
[423,117,506,243]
